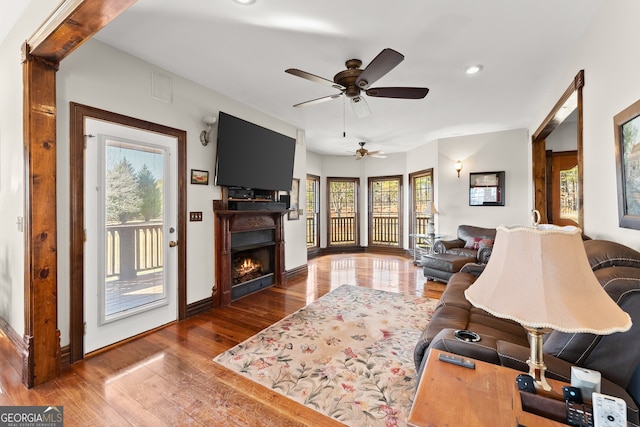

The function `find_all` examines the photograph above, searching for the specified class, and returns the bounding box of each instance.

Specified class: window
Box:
[306,175,320,249]
[409,169,434,248]
[327,178,359,246]
[369,176,402,247]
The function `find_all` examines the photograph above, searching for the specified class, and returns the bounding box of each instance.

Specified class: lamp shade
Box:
[465,225,632,334]
[426,201,439,216]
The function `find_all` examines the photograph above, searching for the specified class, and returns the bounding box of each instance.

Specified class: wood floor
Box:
[0,253,444,426]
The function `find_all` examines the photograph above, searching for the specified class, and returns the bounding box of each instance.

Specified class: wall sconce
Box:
[200,115,217,146]
[455,160,463,178]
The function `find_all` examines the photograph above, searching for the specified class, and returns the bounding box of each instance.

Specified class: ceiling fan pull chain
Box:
[343,96,346,138]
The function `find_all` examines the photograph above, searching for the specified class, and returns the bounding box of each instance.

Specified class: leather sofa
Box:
[422,225,496,282]
[414,239,640,424]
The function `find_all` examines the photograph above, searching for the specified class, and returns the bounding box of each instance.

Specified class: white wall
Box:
[546,119,578,152]
[55,39,303,346]
[436,129,530,235]
[529,0,640,248]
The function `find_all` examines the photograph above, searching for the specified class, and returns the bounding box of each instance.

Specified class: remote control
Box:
[438,352,475,369]
[592,392,626,427]
[516,374,536,394]
[566,401,594,427]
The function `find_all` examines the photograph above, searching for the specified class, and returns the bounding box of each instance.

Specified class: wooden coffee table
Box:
[408,349,567,426]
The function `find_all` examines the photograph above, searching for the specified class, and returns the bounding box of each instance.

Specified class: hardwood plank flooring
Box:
[0,253,444,426]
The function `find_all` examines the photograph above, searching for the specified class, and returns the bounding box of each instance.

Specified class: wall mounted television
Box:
[215,111,296,193]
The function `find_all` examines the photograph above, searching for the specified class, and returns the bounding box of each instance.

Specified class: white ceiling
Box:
[6,1,604,156]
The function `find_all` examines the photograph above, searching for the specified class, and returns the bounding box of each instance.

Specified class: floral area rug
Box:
[213,284,438,426]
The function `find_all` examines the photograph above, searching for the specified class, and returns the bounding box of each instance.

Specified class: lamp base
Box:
[524,326,552,391]
[427,219,435,239]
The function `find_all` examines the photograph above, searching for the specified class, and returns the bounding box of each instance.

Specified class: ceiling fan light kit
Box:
[285,48,429,118]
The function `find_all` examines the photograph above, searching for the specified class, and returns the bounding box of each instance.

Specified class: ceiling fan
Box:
[285,48,429,118]
[353,142,387,160]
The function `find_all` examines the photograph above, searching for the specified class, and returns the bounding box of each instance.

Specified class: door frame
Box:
[531,70,584,229]
[69,102,187,364]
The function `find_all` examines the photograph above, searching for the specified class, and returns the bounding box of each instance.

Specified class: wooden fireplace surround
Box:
[213,200,287,306]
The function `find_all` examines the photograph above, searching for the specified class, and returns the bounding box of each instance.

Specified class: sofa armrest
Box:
[496,341,640,424]
[434,239,465,254]
[426,328,502,366]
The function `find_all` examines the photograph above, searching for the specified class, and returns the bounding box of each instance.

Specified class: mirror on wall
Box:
[531,70,584,230]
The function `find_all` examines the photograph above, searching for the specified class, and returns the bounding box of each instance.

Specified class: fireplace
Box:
[213,202,287,306]
[230,230,276,299]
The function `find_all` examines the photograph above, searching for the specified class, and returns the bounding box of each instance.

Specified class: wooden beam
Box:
[22,0,137,387]
[28,0,137,63]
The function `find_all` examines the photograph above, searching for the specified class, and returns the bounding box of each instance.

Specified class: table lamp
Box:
[464,225,632,391]
[426,201,439,239]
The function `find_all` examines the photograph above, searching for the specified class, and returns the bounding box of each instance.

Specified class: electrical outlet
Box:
[189,211,203,221]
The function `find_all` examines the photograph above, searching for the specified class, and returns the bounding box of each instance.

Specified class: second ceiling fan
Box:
[353,142,386,160]
[285,48,429,118]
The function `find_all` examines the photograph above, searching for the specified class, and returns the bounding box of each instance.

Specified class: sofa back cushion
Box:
[543,264,640,388]
[584,239,640,271]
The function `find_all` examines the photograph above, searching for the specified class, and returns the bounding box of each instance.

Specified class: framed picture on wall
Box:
[469,171,505,206]
[614,99,640,230]
[288,178,300,220]
[190,169,209,185]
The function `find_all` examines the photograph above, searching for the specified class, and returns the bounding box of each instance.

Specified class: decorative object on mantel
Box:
[465,225,631,391]
[614,98,640,230]
[190,169,209,185]
[214,284,439,427]
[199,114,217,146]
[455,160,463,177]
[425,201,439,238]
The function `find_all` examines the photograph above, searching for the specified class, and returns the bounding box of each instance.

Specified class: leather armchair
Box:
[433,224,496,264]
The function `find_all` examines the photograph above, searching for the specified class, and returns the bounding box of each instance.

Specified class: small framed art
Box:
[191,169,209,185]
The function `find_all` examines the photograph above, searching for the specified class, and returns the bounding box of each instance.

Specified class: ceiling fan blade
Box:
[350,96,371,118]
[285,68,344,90]
[293,93,342,108]
[367,150,384,156]
[366,87,429,99]
[355,48,404,90]
[370,154,387,158]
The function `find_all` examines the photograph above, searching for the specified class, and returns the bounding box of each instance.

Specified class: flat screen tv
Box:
[215,111,296,192]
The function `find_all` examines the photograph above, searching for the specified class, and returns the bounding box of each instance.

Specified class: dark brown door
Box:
[549,151,579,226]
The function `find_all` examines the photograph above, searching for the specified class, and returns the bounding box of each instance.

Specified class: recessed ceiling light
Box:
[465,65,483,75]
[234,0,256,4]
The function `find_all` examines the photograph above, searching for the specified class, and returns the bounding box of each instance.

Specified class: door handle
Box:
[169,240,178,247]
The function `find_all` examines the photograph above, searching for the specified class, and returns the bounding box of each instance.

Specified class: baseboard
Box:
[186,297,213,317]
[0,315,26,358]
[61,344,71,369]
[364,246,409,256]
[319,246,366,255]
[286,264,308,280]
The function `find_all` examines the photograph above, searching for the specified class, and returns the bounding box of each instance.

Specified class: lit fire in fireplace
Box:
[233,256,263,285]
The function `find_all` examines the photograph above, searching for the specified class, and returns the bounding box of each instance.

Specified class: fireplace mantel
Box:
[213,202,287,306]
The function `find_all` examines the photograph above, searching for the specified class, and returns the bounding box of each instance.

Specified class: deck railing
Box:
[370,216,399,245]
[106,222,163,279]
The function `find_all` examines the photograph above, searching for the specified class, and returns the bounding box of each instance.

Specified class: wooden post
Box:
[22,46,61,386]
